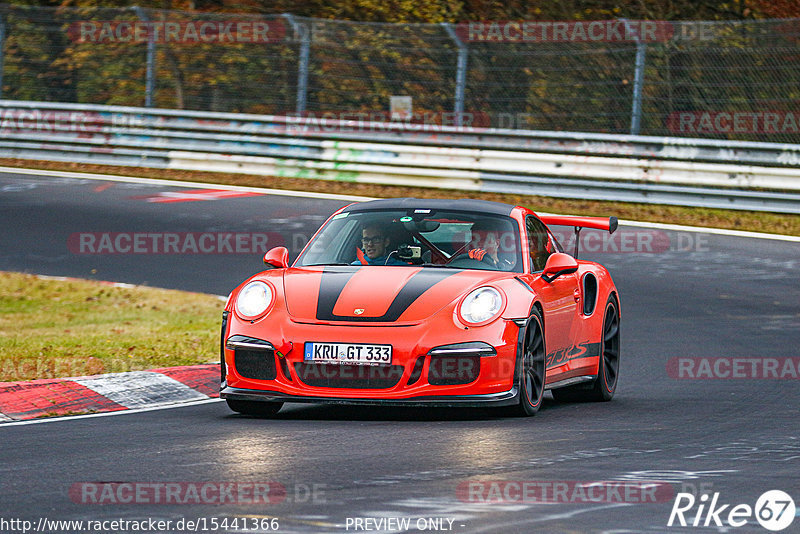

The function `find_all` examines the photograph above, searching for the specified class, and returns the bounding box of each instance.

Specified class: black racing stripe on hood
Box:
[316,268,358,321]
[316,268,458,322]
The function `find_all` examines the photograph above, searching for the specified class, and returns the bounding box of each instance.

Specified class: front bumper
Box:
[221,385,520,408]
[221,313,522,402]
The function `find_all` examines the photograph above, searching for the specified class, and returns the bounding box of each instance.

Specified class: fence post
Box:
[0,9,6,100]
[441,23,467,127]
[631,40,647,135]
[283,14,310,115]
[132,6,155,108]
[621,19,646,135]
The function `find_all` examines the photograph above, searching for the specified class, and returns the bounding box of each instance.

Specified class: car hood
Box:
[282,266,504,324]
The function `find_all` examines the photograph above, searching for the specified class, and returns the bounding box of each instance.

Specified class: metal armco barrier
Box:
[1,100,799,213]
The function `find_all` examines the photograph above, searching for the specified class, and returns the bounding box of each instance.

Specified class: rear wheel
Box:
[506,309,546,416]
[552,294,620,402]
[226,399,283,417]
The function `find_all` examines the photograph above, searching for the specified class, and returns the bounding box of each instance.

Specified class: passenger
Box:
[468,220,515,270]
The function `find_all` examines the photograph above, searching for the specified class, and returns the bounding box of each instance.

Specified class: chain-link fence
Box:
[2,4,800,143]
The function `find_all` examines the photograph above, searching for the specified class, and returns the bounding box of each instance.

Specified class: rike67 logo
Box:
[668,490,796,531]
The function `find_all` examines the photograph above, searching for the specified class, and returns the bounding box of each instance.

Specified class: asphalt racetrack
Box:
[1,169,799,533]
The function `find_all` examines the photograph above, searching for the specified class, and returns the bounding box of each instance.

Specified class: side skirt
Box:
[545,375,594,390]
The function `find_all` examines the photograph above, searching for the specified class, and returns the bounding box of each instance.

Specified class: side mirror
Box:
[541,253,578,283]
[264,246,289,269]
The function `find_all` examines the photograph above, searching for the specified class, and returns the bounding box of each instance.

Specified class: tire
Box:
[505,308,546,416]
[552,294,620,403]
[226,399,283,417]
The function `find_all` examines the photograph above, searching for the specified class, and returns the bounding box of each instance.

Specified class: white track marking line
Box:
[534,210,800,242]
[618,219,800,242]
[0,398,223,427]
[0,165,375,202]
[3,166,798,241]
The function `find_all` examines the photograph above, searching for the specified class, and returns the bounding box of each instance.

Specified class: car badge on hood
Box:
[354,308,365,315]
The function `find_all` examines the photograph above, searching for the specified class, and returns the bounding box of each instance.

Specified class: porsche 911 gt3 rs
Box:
[220,198,620,417]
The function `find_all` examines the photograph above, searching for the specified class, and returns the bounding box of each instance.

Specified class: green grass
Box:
[2,158,799,236]
[0,272,223,381]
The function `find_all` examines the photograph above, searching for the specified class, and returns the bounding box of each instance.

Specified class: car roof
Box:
[343,198,518,217]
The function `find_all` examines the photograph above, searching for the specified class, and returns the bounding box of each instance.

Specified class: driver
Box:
[353,223,407,265]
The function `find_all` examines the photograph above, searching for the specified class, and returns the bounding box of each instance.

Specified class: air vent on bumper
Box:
[226,335,277,381]
[426,342,494,386]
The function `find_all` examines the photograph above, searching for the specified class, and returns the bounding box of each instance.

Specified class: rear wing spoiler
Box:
[538,215,618,258]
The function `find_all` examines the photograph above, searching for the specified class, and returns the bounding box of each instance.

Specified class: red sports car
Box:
[220,198,620,417]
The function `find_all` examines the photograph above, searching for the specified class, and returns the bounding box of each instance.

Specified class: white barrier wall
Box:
[1,100,799,213]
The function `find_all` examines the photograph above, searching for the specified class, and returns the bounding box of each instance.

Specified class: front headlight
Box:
[459,287,504,325]
[236,281,272,318]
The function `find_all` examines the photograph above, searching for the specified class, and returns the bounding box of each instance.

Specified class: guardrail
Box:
[1,100,800,213]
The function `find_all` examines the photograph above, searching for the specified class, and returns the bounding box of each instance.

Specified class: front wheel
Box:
[506,309,546,416]
[552,294,620,402]
[226,399,283,417]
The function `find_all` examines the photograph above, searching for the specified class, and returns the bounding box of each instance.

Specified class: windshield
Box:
[296,209,523,272]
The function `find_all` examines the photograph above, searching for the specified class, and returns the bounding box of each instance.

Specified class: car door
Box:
[524,216,580,375]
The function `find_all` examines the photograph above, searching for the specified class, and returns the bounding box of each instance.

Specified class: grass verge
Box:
[0,272,222,382]
[1,158,799,236]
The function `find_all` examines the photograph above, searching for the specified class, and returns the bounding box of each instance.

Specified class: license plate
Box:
[304,342,392,366]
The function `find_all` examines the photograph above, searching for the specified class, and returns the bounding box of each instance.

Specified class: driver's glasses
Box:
[361,236,384,245]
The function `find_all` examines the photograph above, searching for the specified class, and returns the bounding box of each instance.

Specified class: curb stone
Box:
[0,364,219,422]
